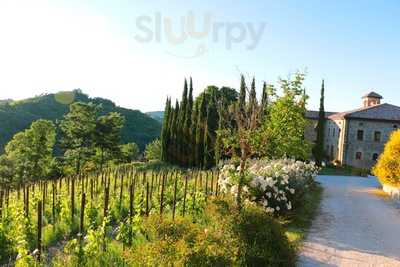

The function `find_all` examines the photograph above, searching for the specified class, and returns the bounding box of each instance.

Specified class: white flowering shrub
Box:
[218,159,319,215]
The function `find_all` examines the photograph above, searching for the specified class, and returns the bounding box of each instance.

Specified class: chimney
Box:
[362,92,382,108]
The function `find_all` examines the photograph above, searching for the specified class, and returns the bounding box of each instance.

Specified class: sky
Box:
[0,0,399,112]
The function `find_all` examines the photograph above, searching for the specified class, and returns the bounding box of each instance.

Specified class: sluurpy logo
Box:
[134,12,267,58]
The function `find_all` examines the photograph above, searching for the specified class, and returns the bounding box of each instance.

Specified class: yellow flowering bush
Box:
[373,130,400,187]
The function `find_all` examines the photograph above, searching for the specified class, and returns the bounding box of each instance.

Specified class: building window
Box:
[357,130,364,141]
[333,128,336,137]
[356,152,362,160]
[394,125,398,129]
[374,131,381,142]
[372,153,379,161]
[338,129,341,137]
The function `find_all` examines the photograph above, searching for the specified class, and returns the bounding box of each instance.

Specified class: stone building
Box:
[306,92,400,169]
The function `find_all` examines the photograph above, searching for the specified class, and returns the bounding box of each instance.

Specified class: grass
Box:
[281,183,323,250]
[319,165,370,177]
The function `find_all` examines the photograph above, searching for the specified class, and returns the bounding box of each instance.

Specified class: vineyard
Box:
[0,162,232,265]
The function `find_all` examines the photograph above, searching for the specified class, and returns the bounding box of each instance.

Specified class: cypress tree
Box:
[196,96,207,168]
[191,101,199,167]
[167,105,175,163]
[249,77,257,113]
[203,91,219,168]
[239,75,246,112]
[179,79,189,165]
[261,81,268,109]
[161,98,172,162]
[313,80,326,166]
[185,78,194,166]
[172,100,180,164]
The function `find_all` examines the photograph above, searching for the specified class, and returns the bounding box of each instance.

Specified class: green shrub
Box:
[129,197,295,267]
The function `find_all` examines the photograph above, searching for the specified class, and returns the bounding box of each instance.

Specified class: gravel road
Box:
[298,175,400,267]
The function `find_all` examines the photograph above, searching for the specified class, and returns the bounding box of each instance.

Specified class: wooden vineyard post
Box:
[0,190,3,218]
[205,172,208,202]
[160,174,165,217]
[150,172,155,201]
[71,177,75,221]
[37,200,42,262]
[52,182,56,223]
[145,181,150,216]
[90,178,94,202]
[113,171,118,196]
[25,185,30,217]
[210,171,214,195]
[192,172,198,212]
[119,173,124,208]
[103,186,110,252]
[129,184,134,246]
[79,193,86,241]
[42,183,46,218]
[215,170,220,197]
[172,174,178,221]
[182,175,188,217]
[5,189,9,209]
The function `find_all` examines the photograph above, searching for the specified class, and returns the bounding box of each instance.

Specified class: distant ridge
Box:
[146,111,164,123]
[0,90,161,152]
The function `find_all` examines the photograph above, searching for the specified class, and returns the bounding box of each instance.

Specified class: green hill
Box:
[0,90,161,152]
[146,111,164,123]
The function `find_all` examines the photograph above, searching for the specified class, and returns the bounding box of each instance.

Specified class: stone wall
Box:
[344,119,399,169]
[305,119,318,144]
[324,119,344,163]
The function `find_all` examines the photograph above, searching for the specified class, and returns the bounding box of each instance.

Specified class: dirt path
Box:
[298,175,400,267]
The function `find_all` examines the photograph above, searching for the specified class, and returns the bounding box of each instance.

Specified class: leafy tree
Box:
[145,139,162,161]
[0,155,15,187]
[60,102,99,175]
[313,80,326,166]
[373,130,400,186]
[262,73,311,160]
[119,143,140,163]
[4,119,56,184]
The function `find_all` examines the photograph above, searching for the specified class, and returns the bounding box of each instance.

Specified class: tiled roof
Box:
[362,91,383,99]
[306,110,338,120]
[328,103,400,121]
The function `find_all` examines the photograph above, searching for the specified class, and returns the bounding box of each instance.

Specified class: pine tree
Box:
[313,80,326,166]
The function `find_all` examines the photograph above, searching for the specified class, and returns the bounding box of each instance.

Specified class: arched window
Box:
[372,153,379,161]
[355,152,362,160]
